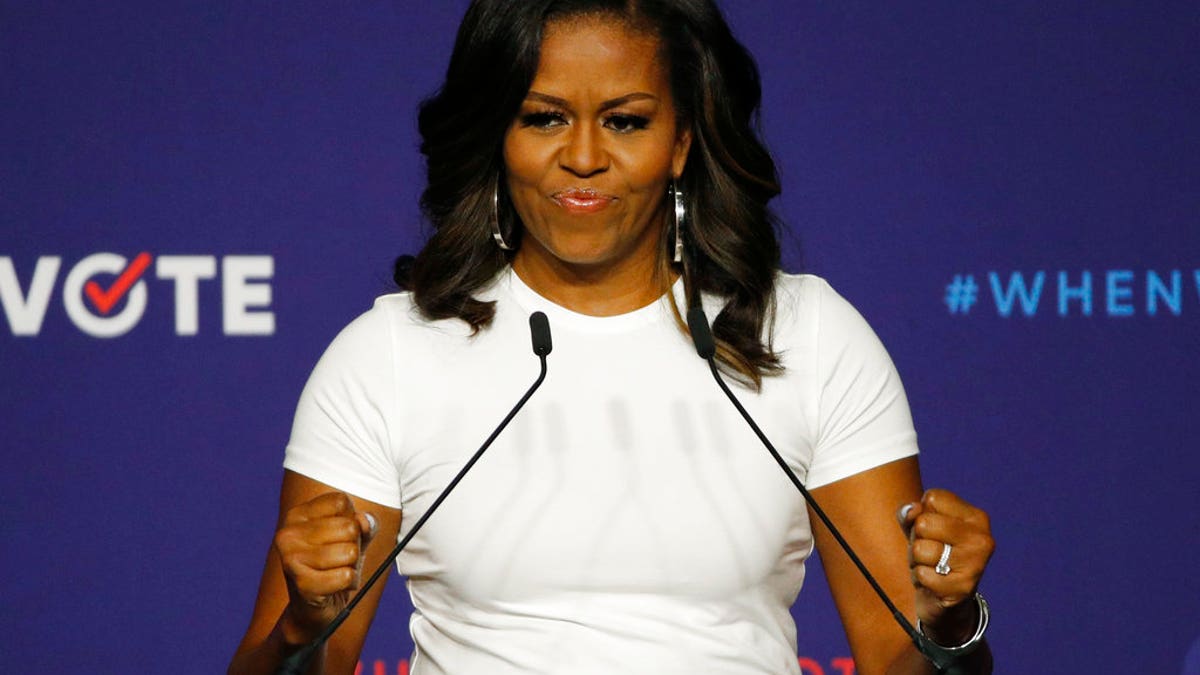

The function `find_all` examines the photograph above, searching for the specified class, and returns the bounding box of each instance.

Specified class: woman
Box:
[230,1,995,673]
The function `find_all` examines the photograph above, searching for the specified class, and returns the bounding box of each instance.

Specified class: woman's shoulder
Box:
[771,271,857,325]
[351,290,477,339]
[772,271,827,302]
[768,272,892,364]
[308,292,463,375]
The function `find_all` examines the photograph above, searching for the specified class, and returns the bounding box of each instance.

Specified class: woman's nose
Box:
[559,124,608,177]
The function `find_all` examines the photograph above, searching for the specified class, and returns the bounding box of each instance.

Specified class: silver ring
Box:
[935,543,952,575]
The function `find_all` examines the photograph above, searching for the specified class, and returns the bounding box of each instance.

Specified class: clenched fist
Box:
[898,489,994,645]
[273,491,378,642]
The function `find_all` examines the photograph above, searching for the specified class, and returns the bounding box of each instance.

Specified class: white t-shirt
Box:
[284,269,919,675]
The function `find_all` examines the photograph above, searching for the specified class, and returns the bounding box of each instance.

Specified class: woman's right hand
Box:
[230,474,399,675]
[272,491,378,643]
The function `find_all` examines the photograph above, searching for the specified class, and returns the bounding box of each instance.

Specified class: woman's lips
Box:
[551,189,615,214]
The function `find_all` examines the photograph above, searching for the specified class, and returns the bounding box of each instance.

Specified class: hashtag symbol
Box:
[945,275,979,314]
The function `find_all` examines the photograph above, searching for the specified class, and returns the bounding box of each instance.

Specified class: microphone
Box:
[684,306,967,674]
[685,306,715,359]
[277,311,554,675]
[530,310,552,356]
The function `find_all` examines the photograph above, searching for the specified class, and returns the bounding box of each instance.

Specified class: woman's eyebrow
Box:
[525,90,658,112]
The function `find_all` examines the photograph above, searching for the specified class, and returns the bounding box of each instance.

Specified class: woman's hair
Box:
[401,0,785,387]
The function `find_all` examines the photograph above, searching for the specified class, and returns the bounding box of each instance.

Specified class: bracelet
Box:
[916,592,990,655]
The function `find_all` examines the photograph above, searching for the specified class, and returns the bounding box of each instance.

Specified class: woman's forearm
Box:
[227,612,326,675]
[885,640,993,675]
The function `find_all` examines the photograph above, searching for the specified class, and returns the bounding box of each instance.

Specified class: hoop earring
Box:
[491,180,513,251]
[670,181,685,263]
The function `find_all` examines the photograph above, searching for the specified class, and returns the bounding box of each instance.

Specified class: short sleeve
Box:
[283,299,403,508]
[804,279,919,489]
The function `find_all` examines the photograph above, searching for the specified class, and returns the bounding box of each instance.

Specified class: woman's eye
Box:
[605,114,649,133]
[521,111,566,129]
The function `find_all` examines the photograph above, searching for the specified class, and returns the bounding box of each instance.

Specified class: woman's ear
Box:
[672,125,693,178]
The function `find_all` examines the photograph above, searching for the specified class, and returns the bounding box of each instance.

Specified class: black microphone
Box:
[684,306,967,674]
[530,311,552,356]
[277,311,554,675]
[685,306,716,359]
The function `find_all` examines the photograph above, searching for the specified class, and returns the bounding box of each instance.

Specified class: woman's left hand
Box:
[897,489,995,642]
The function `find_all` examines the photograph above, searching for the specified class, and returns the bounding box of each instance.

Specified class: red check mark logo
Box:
[84,252,153,315]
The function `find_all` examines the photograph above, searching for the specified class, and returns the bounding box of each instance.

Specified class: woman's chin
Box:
[517,230,661,277]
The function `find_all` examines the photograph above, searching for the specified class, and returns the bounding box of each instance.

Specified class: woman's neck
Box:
[510,251,673,317]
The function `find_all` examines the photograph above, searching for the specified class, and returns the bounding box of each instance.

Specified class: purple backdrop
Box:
[3,1,1198,673]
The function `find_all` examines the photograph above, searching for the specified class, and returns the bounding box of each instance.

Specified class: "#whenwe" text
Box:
[944,269,1200,317]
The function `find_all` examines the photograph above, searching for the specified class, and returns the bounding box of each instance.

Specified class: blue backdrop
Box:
[3,2,1198,673]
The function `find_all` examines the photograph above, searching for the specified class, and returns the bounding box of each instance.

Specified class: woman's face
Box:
[503,16,691,289]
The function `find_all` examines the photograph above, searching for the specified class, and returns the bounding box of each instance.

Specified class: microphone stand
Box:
[685,307,969,674]
[276,312,553,675]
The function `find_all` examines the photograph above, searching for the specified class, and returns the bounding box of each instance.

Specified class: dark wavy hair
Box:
[400,0,785,387]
